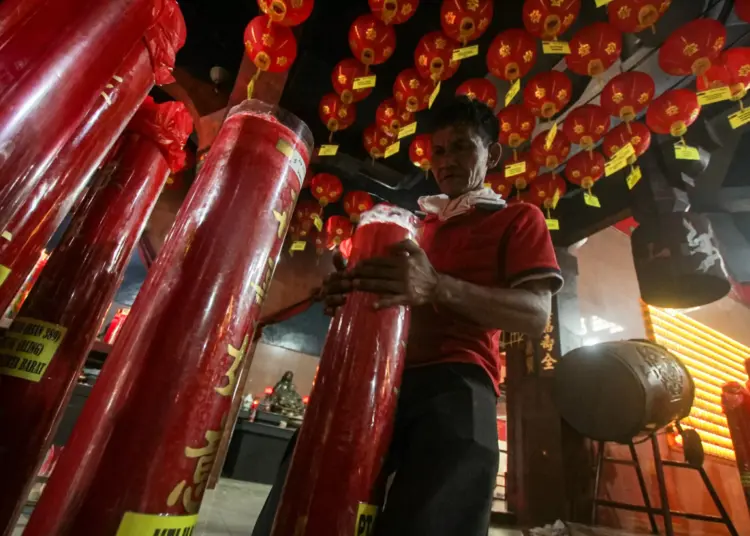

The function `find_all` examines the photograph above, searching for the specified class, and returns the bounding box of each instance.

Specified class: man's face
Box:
[431,123,502,198]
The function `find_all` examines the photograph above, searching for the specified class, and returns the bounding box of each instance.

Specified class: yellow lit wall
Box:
[644,304,750,460]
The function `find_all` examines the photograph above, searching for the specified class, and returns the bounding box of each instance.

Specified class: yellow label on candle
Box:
[1,231,11,241]
[505,161,527,178]
[429,82,441,109]
[452,45,479,61]
[584,192,601,208]
[729,108,750,129]
[0,265,10,287]
[353,75,377,90]
[542,41,571,55]
[0,317,68,382]
[505,79,521,107]
[116,512,198,536]
[398,122,417,139]
[385,141,400,158]
[626,166,642,189]
[697,86,732,105]
[312,214,323,231]
[318,145,339,156]
[546,219,560,230]
[354,503,379,536]
[674,144,700,160]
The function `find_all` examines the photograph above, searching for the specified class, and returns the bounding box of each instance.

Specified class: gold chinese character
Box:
[167,429,222,514]
[529,9,542,24]
[563,14,575,27]
[479,17,490,30]
[466,0,479,10]
[409,78,420,89]
[557,89,568,102]
[618,6,631,19]
[444,11,456,24]
[501,121,511,132]
[605,42,618,55]
[541,334,555,352]
[261,33,274,47]
[659,0,671,12]
[665,104,679,116]
[276,56,287,67]
[435,37,447,50]
[682,42,698,57]
[578,43,591,58]
[541,353,558,371]
[499,44,511,57]
[609,144,620,154]
[273,209,289,239]
[739,64,750,77]
[521,121,531,131]
[544,316,554,333]
[383,46,393,57]
[338,73,347,84]
[638,91,651,104]
[215,333,251,396]
[523,50,534,63]
[612,91,624,104]
[338,107,348,118]
[631,135,642,145]
[573,123,584,134]
[402,4,413,16]
[384,107,394,118]
[366,27,377,40]
[714,37,725,52]
[535,85,546,99]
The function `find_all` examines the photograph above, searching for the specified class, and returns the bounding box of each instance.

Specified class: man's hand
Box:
[321,252,350,315]
[351,240,438,309]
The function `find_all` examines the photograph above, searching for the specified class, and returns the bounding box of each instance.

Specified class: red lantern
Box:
[313,228,326,255]
[600,71,655,124]
[349,14,397,69]
[523,71,572,120]
[414,31,460,84]
[697,48,750,101]
[409,134,432,172]
[244,15,298,97]
[394,68,432,113]
[487,29,538,82]
[326,215,354,248]
[311,173,343,206]
[369,0,419,24]
[257,0,314,26]
[658,19,726,77]
[607,0,672,34]
[522,0,581,40]
[364,124,391,159]
[319,93,356,142]
[567,23,623,78]
[376,98,413,137]
[565,150,606,193]
[530,128,571,169]
[530,173,567,214]
[332,58,373,104]
[455,78,498,109]
[497,104,537,149]
[440,0,494,45]
[563,104,611,151]
[737,0,750,24]
[293,199,324,238]
[485,172,515,198]
[646,89,701,137]
[502,151,540,191]
[602,121,651,163]
[343,191,375,222]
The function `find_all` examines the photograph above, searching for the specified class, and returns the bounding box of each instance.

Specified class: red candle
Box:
[0,44,154,315]
[25,100,312,536]
[0,97,190,534]
[272,205,417,536]
[722,382,750,510]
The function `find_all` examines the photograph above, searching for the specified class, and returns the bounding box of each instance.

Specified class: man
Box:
[253,97,563,536]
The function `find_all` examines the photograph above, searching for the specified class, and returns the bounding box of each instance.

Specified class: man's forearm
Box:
[432,273,551,335]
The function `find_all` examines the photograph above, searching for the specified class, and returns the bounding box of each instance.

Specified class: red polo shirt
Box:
[405,202,563,392]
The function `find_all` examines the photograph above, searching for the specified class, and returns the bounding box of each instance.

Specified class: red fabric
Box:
[407,203,562,393]
[143,0,186,85]
[128,96,193,171]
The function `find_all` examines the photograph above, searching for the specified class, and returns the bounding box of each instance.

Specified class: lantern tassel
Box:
[626,120,632,134]
[546,207,551,219]
[247,69,262,100]
[513,149,518,161]
[328,131,334,144]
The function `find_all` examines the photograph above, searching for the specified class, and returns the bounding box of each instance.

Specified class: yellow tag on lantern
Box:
[626,166,642,189]
[604,142,634,178]
[385,141,400,158]
[429,82,441,109]
[729,108,750,129]
[0,317,67,382]
[542,41,571,55]
[353,503,379,536]
[697,86,732,106]
[505,79,521,107]
[552,188,561,209]
[595,0,614,6]
[0,265,10,287]
[398,122,417,139]
[452,45,479,62]
[544,122,558,151]
[353,75,377,90]
[674,144,700,160]
[505,161,527,178]
[318,145,339,156]
[546,219,560,230]
[483,182,492,189]
[312,214,323,231]
[584,192,601,208]
[290,241,307,252]
[116,512,198,536]
[1,231,11,241]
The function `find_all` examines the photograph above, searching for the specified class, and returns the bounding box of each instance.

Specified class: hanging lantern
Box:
[293,199,324,238]
[325,215,354,249]
[563,104,611,151]
[332,58,374,104]
[369,0,419,24]
[485,171,515,198]
[455,78,498,109]
[522,0,581,41]
[564,150,606,194]
[502,151,540,192]
[319,93,356,143]
[409,134,432,173]
[530,173,567,216]
[394,68,432,112]
[440,0,494,46]
[600,71,655,126]
[602,121,651,164]
[523,71,572,120]
[313,228,327,255]
[364,124,391,160]
[487,29,538,83]
[737,0,750,24]
[343,191,375,222]
[414,31,460,84]
[349,14,397,70]
[244,15,298,98]
[497,104,537,150]
[607,0,672,34]
[530,128,571,169]
[646,89,701,138]
[658,19,726,77]
[257,0,314,26]
[697,48,750,102]
[376,98,413,137]
[566,23,623,78]
[311,173,343,207]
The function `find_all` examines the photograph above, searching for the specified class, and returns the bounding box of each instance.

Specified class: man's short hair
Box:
[433,96,499,145]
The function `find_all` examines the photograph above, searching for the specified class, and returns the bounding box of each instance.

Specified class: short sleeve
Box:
[501,204,563,293]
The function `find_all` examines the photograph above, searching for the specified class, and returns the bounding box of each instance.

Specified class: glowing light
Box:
[264,386,274,395]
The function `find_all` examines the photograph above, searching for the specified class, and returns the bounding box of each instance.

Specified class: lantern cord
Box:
[546,207,551,219]
[626,120,632,134]
[328,131,334,144]
[650,25,656,35]
[364,64,370,75]
[679,136,687,147]
[247,69,262,100]
[425,169,429,180]
[513,149,518,161]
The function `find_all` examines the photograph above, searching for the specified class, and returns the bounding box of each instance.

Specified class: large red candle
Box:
[0,44,155,316]
[722,382,750,511]
[272,205,417,536]
[25,100,312,536]
[0,0,160,233]
[0,98,192,536]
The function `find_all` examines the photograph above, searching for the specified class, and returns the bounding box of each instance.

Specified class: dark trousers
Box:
[251,363,499,536]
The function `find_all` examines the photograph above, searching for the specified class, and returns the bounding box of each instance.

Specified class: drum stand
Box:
[591,428,738,536]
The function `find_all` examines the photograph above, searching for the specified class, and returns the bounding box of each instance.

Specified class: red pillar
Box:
[272,206,416,536]
[0,0,162,232]
[24,100,312,536]
[0,98,192,536]
[722,382,750,512]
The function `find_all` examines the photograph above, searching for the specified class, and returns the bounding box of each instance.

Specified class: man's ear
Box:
[487,142,502,169]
